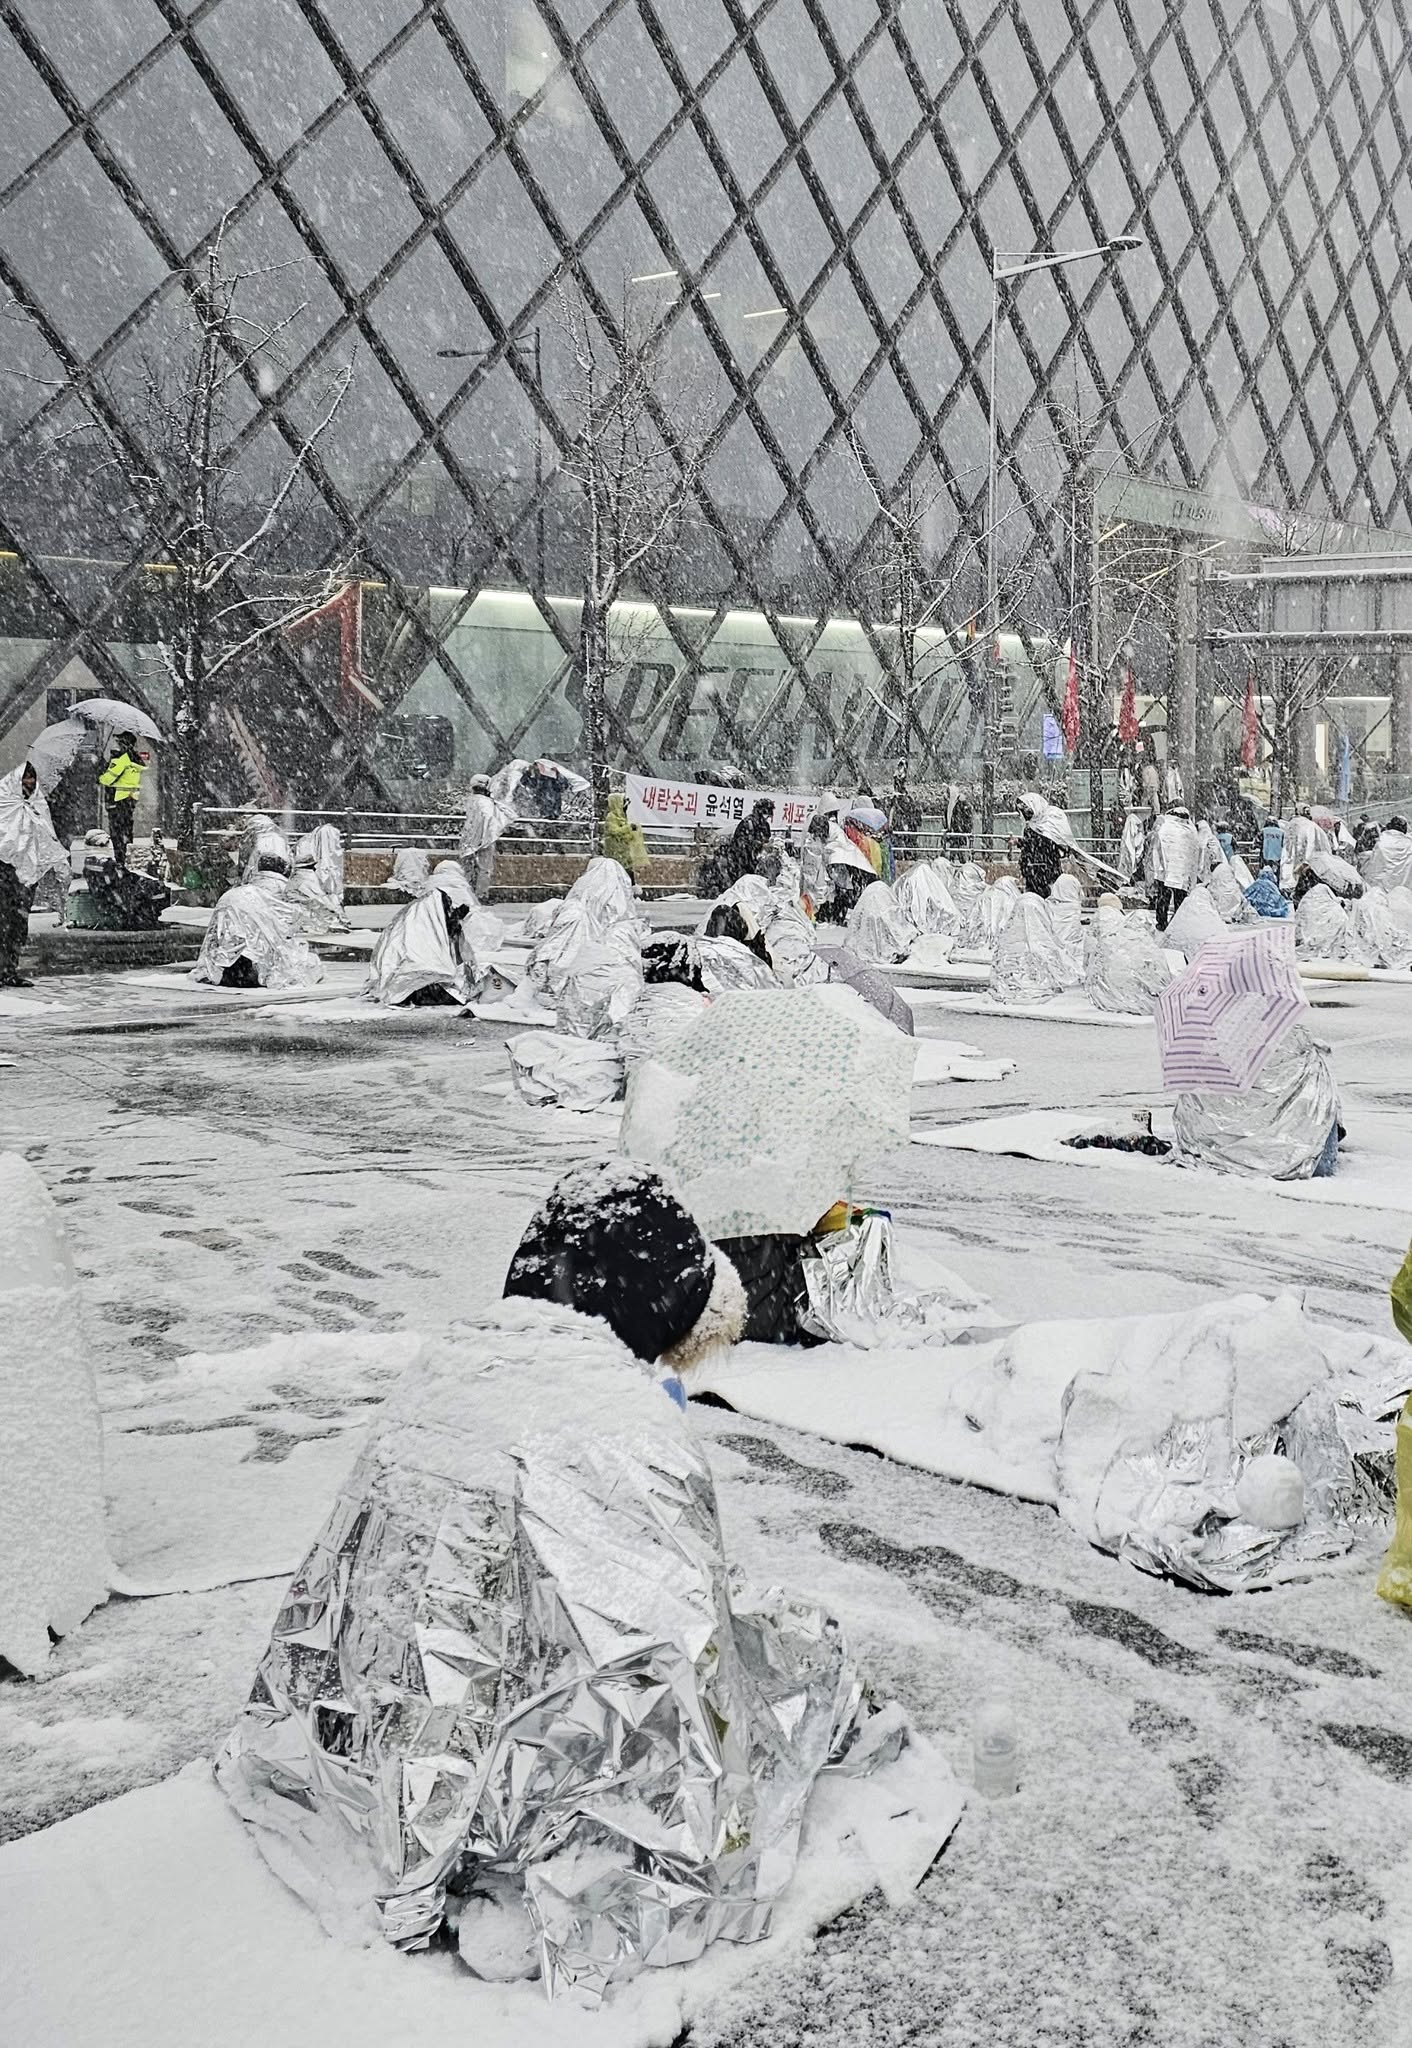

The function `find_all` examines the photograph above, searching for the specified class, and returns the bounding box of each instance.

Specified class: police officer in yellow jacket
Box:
[99,734,144,868]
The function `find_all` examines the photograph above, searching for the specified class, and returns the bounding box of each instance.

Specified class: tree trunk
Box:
[581,598,611,830]
[1086,693,1106,854]
[167,575,206,844]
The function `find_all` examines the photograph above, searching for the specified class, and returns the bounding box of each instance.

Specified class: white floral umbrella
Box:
[621,986,917,1237]
[69,699,164,743]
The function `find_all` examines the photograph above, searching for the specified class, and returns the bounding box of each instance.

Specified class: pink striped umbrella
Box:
[1156,924,1308,1094]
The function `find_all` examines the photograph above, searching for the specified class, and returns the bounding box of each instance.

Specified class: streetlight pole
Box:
[981,236,1144,848]
[436,329,546,595]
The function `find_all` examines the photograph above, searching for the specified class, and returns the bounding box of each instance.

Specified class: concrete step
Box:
[21,924,200,977]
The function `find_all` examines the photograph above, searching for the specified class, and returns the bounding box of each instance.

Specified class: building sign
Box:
[1096,473,1412,555]
[625,773,818,833]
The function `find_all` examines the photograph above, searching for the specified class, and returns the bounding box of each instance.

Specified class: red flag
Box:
[1061,646,1081,753]
[1117,666,1140,744]
[1240,673,1258,771]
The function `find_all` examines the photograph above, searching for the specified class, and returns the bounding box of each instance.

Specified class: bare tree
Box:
[556,281,715,823]
[58,220,355,837]
[1204,511,1350,813]
[846,434,1045,795]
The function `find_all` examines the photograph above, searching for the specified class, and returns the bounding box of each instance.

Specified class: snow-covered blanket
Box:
[0,1756,961,2048]
[900,990,1153,1029]
[694,1293,1406,1593]
[912,1109,1412,1216]
[911,1038,1017,1085]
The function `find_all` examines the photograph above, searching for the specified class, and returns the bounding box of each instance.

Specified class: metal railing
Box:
[191,802,1128,874]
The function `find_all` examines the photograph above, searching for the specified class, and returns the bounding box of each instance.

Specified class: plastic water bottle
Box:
[972,1701,1019,1799]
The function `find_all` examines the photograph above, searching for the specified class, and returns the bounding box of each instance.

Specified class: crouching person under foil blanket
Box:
[217,1160,925,2004]
[1173,1026,1341,1182]
[191,835,324,991]
[365,860,500,1007]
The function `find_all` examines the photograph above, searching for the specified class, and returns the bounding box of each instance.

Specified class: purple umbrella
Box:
[1156,924,1308,1095]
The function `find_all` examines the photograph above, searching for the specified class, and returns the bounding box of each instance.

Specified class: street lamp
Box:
[436,329,546,596]
[981,235,1144,842]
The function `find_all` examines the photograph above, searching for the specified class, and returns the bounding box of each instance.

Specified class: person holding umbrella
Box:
[0,758,68,986]
[98,732,147,868]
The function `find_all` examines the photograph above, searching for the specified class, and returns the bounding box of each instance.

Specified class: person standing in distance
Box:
[99,733,146,869]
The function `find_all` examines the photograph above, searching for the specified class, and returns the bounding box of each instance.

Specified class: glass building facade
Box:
[0,0,1410,810]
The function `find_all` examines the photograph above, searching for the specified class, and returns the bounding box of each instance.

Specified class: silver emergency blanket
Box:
[508,1029,624,1109]
[1294,883,1350,957]
[893,862,961,936]
[568,854,638,927]
[489,755,589,822]
[702,873,779,936]
[763,901,827,987]
[0,766,67,889]
[1054,1294,1409,1592]
[989,894,1072,1005]
[1118,813,1150,883]
[1163,885,1228,960]
[957,876,1019,954]
[796,1210,993,1346]
[1150,812,1201,890]
[799,833,831,911]
[554,924,644,1039]
[695,933,778,992]
[846,880,918,964]
[525,862,645,999]
[1172,1025,1339,1181]
[389,846,433,896]
[1082,907,1173,1015]
[239,815,291,882]
[1361,827,1412,893]
[618,984,710,1072]
[215,1303,895,1997]
[946,861,984,921]
[1344,885,1412,970]
[458,790,507,857]
[191,873,324,989]
[1306,849,1363,897]
[1205,860,1255,925]
[824,819,875,876]
[1047,875,1084,984]
[1019,791,1078,852]
[1279,814,1331,892]
[286,824,346,933]
[525,900,600,999]
[518,896,559,945]
[365,867,497,1006]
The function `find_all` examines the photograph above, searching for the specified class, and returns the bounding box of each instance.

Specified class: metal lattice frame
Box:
[0,0,1409,795]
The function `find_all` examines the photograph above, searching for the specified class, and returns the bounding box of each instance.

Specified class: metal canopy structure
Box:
[1208,555,1412,653]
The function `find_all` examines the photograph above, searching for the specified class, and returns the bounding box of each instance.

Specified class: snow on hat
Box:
[253,830,292,874]
[503,1157,735,1364]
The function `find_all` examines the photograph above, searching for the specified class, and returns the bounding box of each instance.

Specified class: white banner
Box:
[624,773,819,835]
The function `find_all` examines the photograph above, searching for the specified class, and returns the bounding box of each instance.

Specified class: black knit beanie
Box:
[503,1158,715,1362]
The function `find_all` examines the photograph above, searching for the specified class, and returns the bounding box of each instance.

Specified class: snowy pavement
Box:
[2,965,1411,2044]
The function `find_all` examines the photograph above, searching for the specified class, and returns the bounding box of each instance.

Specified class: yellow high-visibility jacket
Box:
[99,752,143,804]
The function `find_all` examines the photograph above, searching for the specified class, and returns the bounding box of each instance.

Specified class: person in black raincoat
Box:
[699,798,774,896]
[1017,793,1064,898]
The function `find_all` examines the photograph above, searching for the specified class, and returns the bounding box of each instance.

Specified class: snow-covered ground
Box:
[1,962,1410,2044]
